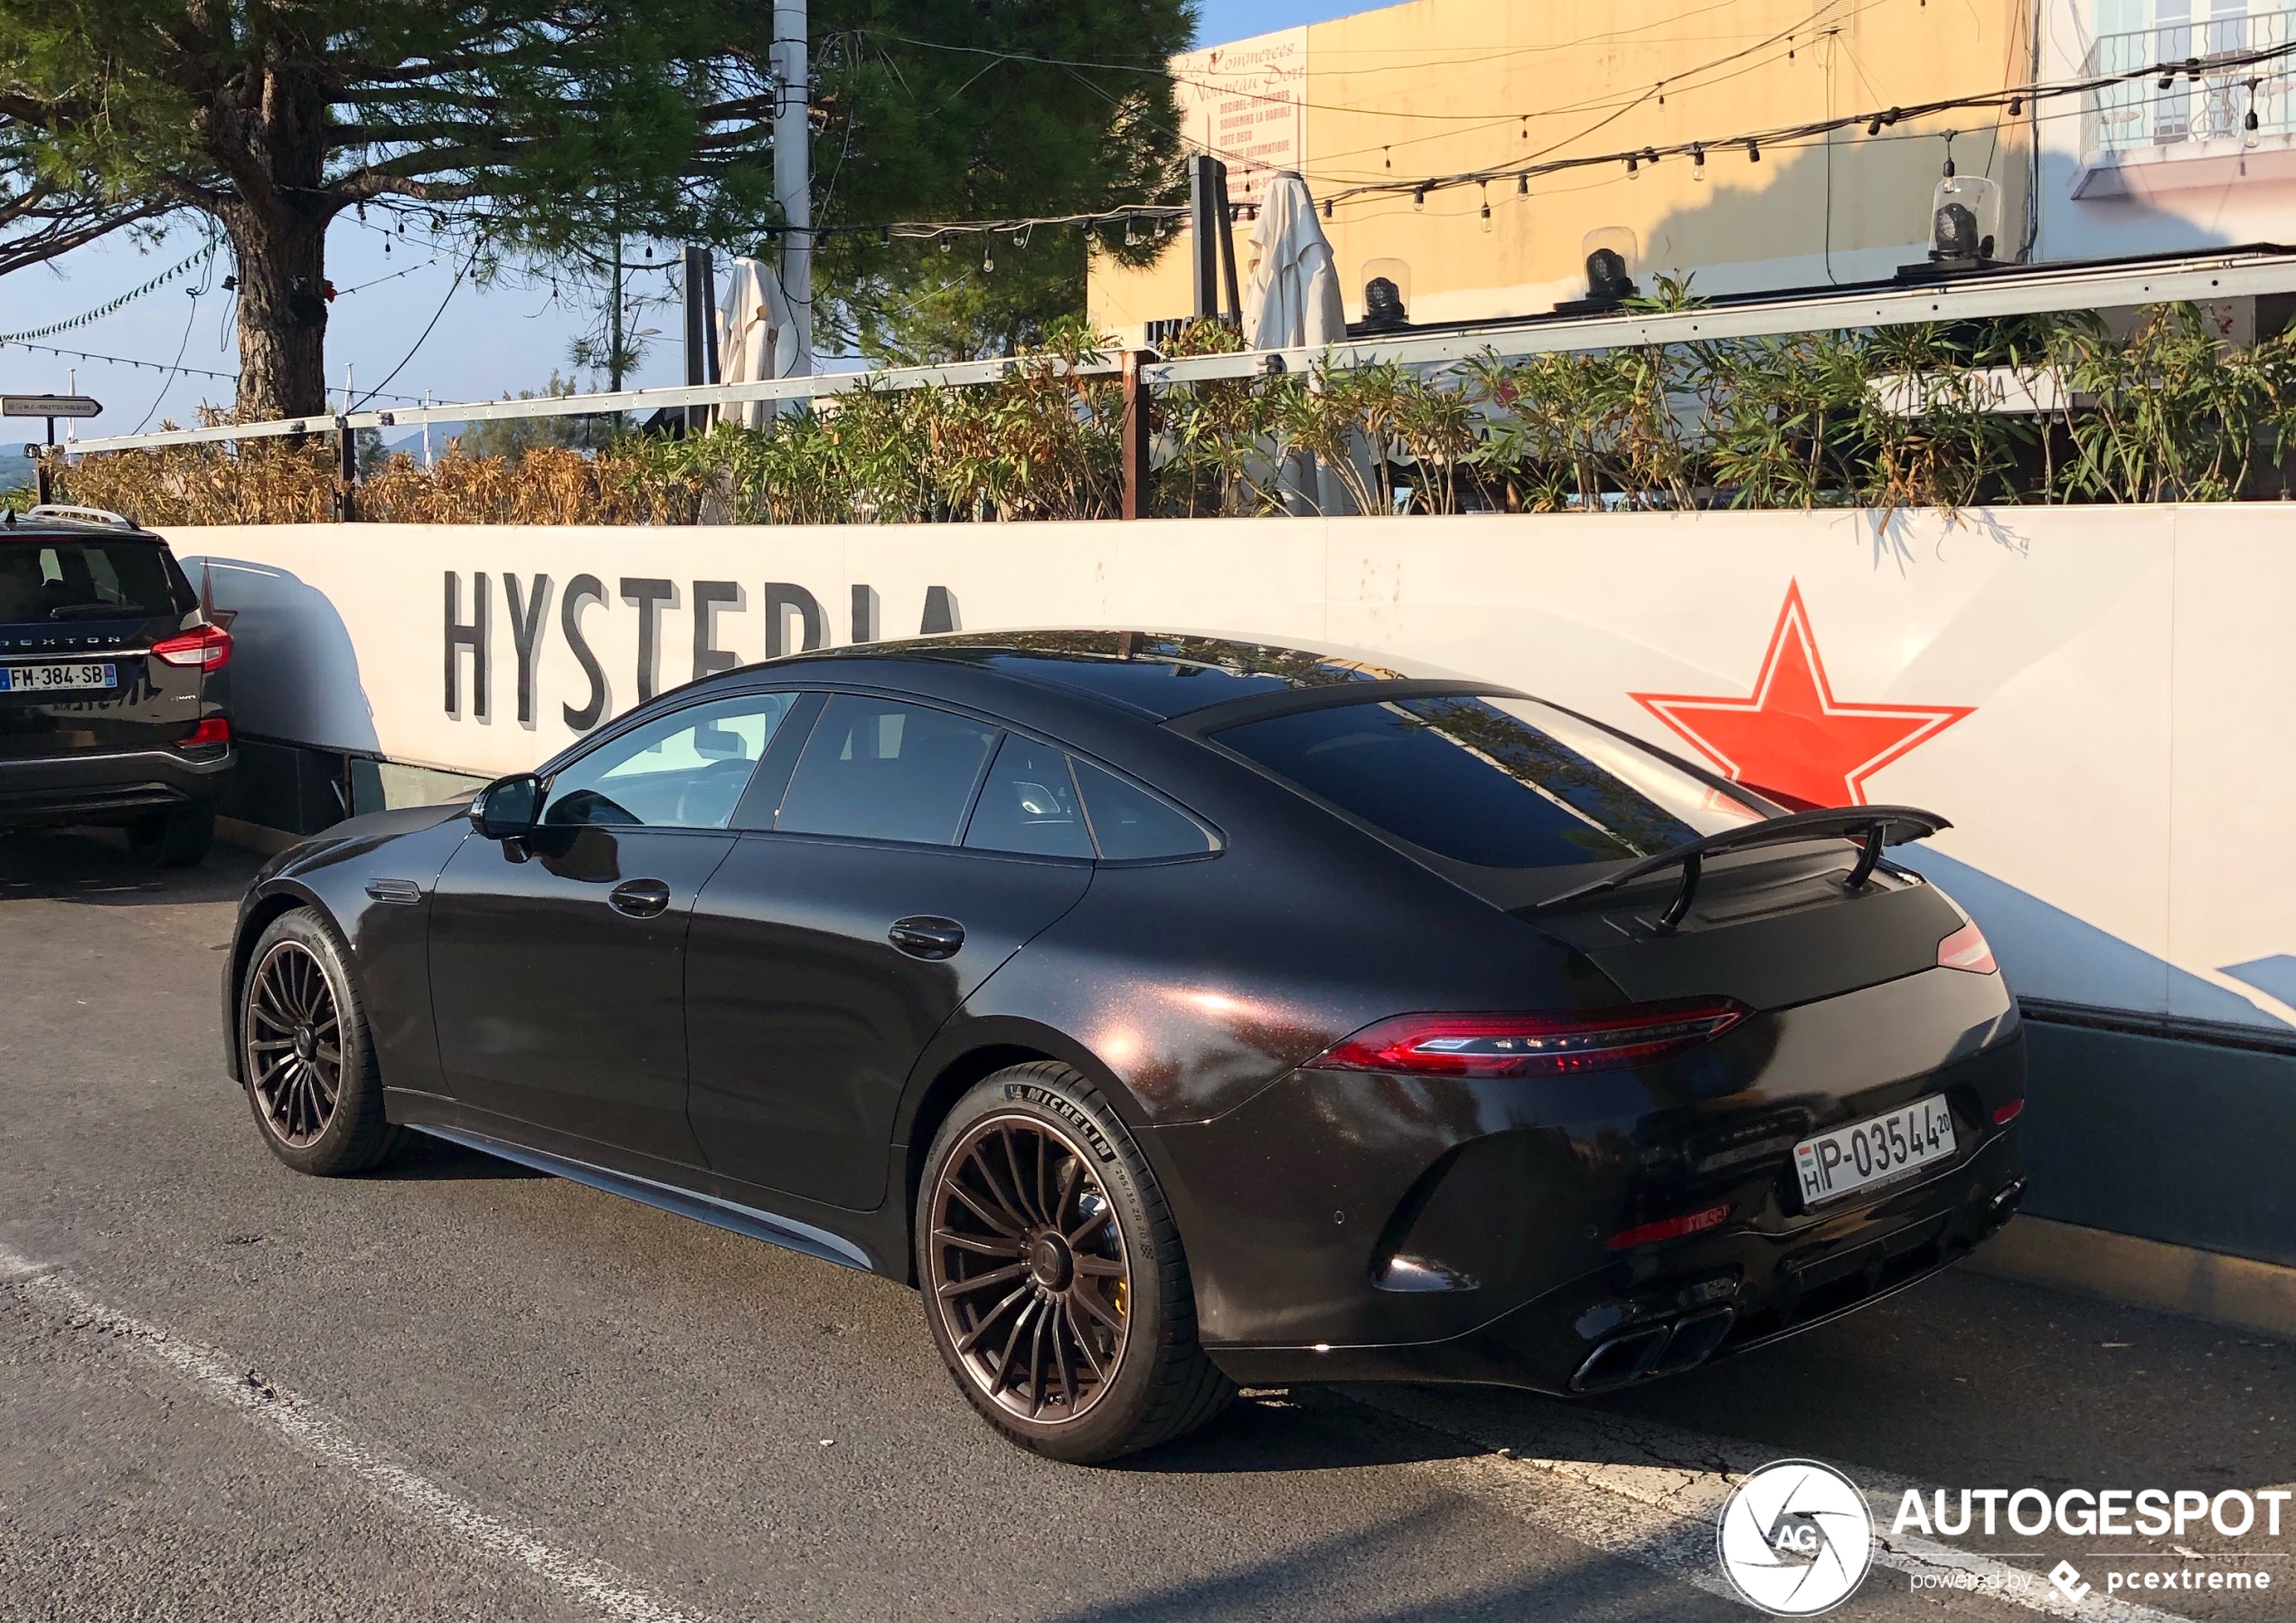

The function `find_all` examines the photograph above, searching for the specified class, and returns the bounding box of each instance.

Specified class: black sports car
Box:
[224,632,2026,1463]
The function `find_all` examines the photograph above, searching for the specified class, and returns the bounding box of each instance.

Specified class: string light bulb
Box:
[1746,139,1761,162]
[2246,79,2262,146]
[1480,184,1492,230]
[1627,154,1640,178]
[1692,144,1706,180]
[1413,185,1427,211]
[1517,172,1529,195]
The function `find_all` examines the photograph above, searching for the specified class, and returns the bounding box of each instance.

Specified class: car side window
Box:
[963,735,1095,858]
[1070,758,1216,859]
[776,694,1000,846]
[543,691,801,830]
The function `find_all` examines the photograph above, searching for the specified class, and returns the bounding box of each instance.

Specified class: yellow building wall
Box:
[1091,0,2034,339]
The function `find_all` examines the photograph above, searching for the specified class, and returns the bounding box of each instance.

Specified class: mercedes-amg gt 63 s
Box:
[2,504,233,866]
[223,632,2026,1462]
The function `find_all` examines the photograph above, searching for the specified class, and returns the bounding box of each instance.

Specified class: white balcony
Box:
[2075,8,2296,198]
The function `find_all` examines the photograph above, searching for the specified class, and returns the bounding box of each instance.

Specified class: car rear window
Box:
[1213,694,1764,868]
[0,539,191,624]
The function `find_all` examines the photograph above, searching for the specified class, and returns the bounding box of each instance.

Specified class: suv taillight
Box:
[1303,999,1749,1079]
[152,624,233,671]
[1937,920,1997,974]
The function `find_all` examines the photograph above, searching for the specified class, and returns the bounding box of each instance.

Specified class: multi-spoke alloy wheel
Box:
[918,1064,1234,1462]
[928,1115,1131,1424]
[247,939,343,1146]
[237,909,398,1177]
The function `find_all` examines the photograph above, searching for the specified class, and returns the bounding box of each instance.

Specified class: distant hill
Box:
[0,447,33,496]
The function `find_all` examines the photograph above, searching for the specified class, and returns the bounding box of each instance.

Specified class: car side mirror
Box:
[470,773,544,840]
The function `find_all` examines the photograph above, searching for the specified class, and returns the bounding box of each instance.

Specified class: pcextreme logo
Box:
[1717,1459,1875,1616]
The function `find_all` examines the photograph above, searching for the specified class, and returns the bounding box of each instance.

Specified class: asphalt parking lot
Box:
[1,827,2288,1623]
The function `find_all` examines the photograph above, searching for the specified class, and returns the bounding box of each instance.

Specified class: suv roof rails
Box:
[18,503,138,531]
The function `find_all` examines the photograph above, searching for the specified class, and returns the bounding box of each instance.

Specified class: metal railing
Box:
[54,248,2296,467]
[2084,8,2295,155]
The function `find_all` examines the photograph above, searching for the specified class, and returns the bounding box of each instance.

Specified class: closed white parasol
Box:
[1241,172,1345,352]
[717,257,804,428]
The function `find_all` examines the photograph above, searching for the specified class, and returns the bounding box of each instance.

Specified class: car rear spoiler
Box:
[1525,805,1951,933]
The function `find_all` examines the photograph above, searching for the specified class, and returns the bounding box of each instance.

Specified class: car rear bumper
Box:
[1205,1128,2024,1393]
[0,746,233,828]
[1146,964,2027,1395]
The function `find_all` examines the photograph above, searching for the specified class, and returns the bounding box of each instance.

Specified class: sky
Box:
[0,1,1355,442]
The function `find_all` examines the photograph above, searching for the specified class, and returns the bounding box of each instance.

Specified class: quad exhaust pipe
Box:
[1569,1306,1737,1393]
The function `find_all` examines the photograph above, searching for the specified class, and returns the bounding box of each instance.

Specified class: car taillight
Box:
[1938,920,1997,974]
[1992,1098,2025,1125]
[179,716,230,750]
[1303,998,1748,1079]
[152,624,233,671]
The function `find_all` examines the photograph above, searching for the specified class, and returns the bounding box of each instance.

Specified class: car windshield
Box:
[1214,693,1764,868]
[0,539,189,624]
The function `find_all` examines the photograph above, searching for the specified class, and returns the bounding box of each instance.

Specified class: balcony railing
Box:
[2083,8,2294,156]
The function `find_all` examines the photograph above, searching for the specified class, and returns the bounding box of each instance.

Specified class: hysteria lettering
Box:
[441,572,961,730]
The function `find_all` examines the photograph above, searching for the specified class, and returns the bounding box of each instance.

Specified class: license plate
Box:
[1793,1093,1957,1206]
[0,661,117,693]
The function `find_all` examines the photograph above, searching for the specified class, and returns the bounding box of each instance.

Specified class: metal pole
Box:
[609,220,626,391]
[682,245,720,434]
[1212,164,1242,327]
[1189,155,1220,320]
[774,0,813,389]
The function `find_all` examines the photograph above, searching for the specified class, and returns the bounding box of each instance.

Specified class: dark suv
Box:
[0,504,233,865]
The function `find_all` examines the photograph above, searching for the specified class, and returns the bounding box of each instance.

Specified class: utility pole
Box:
[774,0,813,387]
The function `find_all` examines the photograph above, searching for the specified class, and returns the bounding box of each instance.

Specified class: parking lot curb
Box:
[1965,1215,2296,1337]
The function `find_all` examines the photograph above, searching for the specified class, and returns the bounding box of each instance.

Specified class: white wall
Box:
[166,507,2296,1037]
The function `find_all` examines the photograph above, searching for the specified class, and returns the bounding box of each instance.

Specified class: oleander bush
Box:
[47,299,2296,526]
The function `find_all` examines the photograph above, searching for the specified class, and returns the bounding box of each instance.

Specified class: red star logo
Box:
[1630,582,1973,811]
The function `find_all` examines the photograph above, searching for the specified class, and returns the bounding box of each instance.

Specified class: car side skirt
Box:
[398,1115,878,1274]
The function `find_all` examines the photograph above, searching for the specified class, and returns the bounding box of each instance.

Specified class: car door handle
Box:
[608,878,673,919]
[888,915,965,960]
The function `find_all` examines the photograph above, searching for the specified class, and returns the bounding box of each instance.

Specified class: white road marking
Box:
[0,1243,716,1623]
[1340,1387,2199,1623]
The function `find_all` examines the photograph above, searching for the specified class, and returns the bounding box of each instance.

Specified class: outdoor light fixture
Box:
[1555,225,1639,314]
[2009,95,2023,116]
[1360,275,1409,332]
[1868,114,1885,136]
[2247,80,2262,146]
[1586,247,1634,296]
[1480,185,1493,230]
[1322,197,1333,218]
[1901,165,2002,280]
[1517,173,1529,195]
[1692,144,1707,179]
[1747,139,1761,162]
[1627,154,1641,177]
[1413,186,1427,210]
